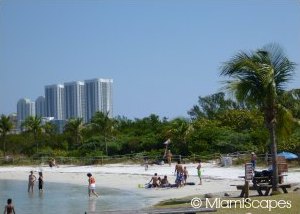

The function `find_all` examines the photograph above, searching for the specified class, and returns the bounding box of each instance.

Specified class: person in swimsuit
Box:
[28,171,36,193]
[197,160,202,185]
[166,150,172,166]
[148,173,160,188]
[183,166,189,185]
[38,172,44,192]
[87,173,99,197]
[174,160,184,187]
[49,158,58,168]
[4,198,15,214]
[160,175,170,188]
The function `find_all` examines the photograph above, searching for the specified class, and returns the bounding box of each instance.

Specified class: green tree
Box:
[0,115,13,156]
[63,118,84,149]
[114,114,166,154]
[188,92,240,120]
[279,89,300,119]
[167,117,192,155]
[43,122,58,137]
[217,109,264,132]
[90,112,115,155]
[220,44,296,191]
[22,116,43,153]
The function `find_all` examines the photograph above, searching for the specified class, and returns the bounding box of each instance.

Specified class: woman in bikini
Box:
[28,171,36,193]
[87,173,99,197]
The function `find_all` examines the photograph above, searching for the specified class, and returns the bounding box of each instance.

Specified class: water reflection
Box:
[88,198,97,212]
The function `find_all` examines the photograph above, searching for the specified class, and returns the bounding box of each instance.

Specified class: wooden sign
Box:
[245,163,253,180]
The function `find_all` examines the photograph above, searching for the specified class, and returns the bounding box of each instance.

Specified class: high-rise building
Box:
[35,96,46,117]
[45,84,64,120]
[17,78,113,125]
[8,113,19,134]
[17,98,35,127]
[84,78,113,122]
[64,81,85,120]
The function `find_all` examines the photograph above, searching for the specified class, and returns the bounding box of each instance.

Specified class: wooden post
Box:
[244,163,253,198]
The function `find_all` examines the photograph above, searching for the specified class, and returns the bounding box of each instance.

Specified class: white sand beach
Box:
[0,162,299,207]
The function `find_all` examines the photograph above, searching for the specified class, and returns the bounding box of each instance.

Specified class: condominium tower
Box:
[85,78,113,122]
[45,84,64,120]
[64,81,85,120]
[35,96,46,117]
[17,98,35,127]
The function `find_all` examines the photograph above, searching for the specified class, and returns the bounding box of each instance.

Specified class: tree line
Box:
[0,89,299,159]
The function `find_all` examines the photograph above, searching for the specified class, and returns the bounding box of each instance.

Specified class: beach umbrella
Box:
[278,151,298,160]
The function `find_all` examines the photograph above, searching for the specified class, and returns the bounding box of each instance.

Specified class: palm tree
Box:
[168,117,193,156]
[64,118,84,148]
[220,44,296,191]
[22,116,42,153]
[43,121,58,137]
[0,115,13,156]
[90,111,115,155]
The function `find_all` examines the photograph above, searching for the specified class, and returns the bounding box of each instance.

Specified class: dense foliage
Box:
[1,91,299,159]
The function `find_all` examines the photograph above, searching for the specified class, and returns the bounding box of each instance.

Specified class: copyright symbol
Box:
[191,197,202,208]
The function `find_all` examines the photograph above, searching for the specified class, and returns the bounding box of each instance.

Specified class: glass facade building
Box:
[35,96,46,117]
[85,78,113,122]
[64,81,85,120]
[45,84,65,120]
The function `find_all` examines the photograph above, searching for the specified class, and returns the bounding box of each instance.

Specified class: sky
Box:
[0,0,300,120]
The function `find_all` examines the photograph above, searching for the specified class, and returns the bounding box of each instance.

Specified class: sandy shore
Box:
[0,162,299,207]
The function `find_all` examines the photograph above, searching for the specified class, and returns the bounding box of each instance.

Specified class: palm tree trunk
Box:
[35,133,38,154]
[269,122,279,191]
[105,136,108,156]
[3,135,6,157]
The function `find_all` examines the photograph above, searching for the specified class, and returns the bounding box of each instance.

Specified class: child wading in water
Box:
[197,160,202,185]
[87,173,99,197]
[4,198,16,214]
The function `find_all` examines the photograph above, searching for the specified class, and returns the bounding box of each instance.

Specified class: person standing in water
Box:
[4,198,16,214]
[28,171,36,193]
[87,173,99,197]
[38,172,44,192]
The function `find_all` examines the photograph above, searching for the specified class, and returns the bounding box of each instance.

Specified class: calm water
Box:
[0,180,150,214]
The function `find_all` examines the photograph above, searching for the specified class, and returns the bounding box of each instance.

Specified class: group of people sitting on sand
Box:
[147,160,194,188]
[147,173,173,188]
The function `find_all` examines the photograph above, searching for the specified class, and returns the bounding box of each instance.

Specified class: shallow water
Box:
[0,180,150,214]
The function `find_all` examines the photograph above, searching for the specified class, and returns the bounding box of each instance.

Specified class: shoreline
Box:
[0,163,299,208]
